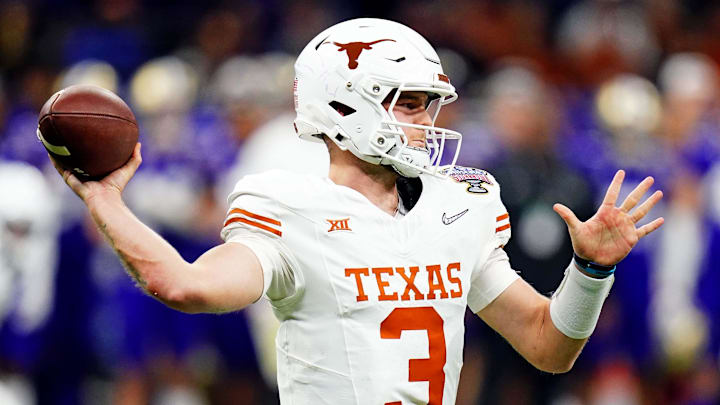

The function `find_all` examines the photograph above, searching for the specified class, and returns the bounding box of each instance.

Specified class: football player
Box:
[50,18,664,405]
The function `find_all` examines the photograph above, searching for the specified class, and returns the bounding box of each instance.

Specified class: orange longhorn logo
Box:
[323,39,395,69]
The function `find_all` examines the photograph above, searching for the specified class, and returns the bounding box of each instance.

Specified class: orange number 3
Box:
[380,307,446,405]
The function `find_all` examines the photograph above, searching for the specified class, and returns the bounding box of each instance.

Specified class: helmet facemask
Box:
[372,84,461,178]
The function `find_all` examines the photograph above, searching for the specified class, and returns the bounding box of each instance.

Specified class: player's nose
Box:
[415,108,432,127]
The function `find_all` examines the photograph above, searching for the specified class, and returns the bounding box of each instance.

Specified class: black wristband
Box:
[573,253,616,277]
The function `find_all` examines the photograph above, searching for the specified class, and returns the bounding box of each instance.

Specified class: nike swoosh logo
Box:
[442,209,469,225]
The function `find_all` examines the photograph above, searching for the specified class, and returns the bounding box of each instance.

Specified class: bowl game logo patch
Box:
[441,166,493,194]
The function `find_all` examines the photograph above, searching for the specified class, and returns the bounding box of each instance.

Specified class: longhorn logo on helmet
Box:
[322,39,396,69]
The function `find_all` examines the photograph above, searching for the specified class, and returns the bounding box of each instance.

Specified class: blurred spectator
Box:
[0,162,60,404]
[0,162,58,338]
[648,52,720,405]
[127,55,233,237]
[657,53,720,177]
[481,63,596,294]
[557,0,660,87]
[575,73,666,379]
[651,53,718,370]
[462,62,596,405]
[208,52,296,145]
[55,59,120,94]
[0,66,56,168]
[214,52,326,193]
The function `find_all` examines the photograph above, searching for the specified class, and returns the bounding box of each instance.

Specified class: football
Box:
[37,84,139,180]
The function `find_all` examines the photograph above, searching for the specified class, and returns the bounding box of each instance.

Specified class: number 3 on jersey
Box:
[381,307,446,405]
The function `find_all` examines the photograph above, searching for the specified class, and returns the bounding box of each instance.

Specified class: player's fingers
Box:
[47,154,84,195]
[620,176,654,212]
[59,168,88,200]
[128,142,142,171]
[636,217,664,239]
[602,170,625,206]
[115,143,142,176]
[64,171,83,191]
[106,143,141,193]
[630,190,663,223]
[133,142,142,160]
[58,166,72,184]
[553,203,581,230]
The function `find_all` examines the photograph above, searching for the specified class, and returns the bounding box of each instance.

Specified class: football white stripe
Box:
[37,128,71,156]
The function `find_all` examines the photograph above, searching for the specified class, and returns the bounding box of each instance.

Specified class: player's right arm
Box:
[51,143,265,313]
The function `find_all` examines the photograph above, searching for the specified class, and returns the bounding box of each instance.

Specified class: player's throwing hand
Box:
[49,142,143,203]
[553,169,664,267]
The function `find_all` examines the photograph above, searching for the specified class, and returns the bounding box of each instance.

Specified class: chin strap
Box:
[385,145,430,178]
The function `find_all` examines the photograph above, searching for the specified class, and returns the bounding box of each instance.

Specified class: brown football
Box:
[37,84,139,180]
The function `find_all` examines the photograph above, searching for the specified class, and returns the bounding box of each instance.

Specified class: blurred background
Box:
[0,0,719,404]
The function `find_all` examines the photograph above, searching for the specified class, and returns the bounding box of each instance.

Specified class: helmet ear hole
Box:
[329,101,356,117]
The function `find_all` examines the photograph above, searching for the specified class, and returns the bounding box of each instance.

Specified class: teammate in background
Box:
[49,19,664,404]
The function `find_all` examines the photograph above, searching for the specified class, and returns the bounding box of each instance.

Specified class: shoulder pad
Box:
[228,169,327,210]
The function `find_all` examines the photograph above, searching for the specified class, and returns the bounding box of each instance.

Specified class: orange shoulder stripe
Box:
[224,208,281,227]
[495,223,511,232]
[496,213,509,222]
[225,217,282,237]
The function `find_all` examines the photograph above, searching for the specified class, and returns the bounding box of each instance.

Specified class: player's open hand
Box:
[552,170,664,266]
[49,142,142,203]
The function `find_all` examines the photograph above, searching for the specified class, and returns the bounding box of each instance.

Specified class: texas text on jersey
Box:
[221,166,518,405]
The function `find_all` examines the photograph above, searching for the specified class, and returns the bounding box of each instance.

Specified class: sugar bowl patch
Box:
[442,166,494,194]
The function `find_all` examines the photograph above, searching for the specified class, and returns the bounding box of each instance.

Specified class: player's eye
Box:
[396,100,423,110]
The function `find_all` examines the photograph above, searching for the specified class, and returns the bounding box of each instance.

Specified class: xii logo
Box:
[327,218,352,232]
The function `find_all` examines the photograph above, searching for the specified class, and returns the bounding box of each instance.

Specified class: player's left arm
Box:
[477,277,581,373]
[477,170,664,373]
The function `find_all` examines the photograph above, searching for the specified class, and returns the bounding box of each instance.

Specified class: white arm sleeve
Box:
[549,260,614,339]
[467,247,520,313]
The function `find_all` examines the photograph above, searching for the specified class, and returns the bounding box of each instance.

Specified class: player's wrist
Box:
[550,260,615,339]
[572,253,616,279]
[85,188,124,209]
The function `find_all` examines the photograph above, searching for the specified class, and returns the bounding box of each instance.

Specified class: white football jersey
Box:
[221,166,518,405]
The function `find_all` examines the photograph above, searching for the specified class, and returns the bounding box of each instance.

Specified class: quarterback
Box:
[51,19,664,405]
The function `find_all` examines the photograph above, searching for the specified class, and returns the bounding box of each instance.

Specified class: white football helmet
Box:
[293,18,462,178]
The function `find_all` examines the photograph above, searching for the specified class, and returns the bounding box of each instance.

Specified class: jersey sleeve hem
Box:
[225,232,305,307]
[467,255,520,313]
[225,237,275,298]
